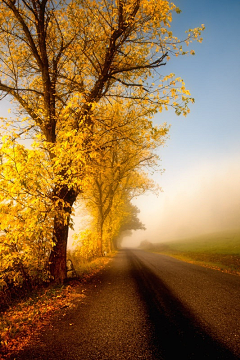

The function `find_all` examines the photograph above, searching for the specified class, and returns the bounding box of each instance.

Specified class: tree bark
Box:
[97,234,103,257]
[49,186,77,283]
[97,220,104,257]
[49,217,69,284]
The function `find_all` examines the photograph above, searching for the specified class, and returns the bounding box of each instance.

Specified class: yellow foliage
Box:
[0,139,54,286]
[73,230,99,260]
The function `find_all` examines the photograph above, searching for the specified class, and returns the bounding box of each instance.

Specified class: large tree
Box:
[0,0,204,282]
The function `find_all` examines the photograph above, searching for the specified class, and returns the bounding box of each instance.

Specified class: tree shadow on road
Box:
[128,251,239,360]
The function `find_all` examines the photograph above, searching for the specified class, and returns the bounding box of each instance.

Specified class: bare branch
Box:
[110,75,149,92]
[0,80,43,126]
[111,53,168,75]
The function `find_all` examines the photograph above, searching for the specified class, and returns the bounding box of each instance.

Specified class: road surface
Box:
[11,250,240,359]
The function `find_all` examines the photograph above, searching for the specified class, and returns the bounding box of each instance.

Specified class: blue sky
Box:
[123,0,240,246]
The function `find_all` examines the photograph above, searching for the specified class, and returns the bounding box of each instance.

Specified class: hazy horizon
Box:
[121,153,240,247]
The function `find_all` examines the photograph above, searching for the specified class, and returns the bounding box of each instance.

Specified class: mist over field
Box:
[122,156,240,247]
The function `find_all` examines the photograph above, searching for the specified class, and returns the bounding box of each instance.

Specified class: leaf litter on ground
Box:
[0,256,111,359]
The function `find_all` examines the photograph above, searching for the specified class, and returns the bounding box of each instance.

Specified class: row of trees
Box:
[74,102,168,258]
[0,0,204,284]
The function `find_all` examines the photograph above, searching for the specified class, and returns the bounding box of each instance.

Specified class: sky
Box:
[122,0,240,247]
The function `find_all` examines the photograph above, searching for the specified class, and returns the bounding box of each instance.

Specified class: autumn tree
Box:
[77,100,166,254]
[78,170,155,256]
[112,201,146,250]
[100,183,148,252]
[74,197,146,259]
[0,0,204,282]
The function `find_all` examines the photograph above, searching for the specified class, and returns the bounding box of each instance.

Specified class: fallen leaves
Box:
[0,256,112,359]
[0,284,85,359]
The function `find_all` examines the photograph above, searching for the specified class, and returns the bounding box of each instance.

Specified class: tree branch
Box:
[111,53,168,76]
[0,81,43,127]
[110,75,149,91]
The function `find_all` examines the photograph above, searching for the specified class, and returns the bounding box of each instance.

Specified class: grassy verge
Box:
[148,230,240,275]
[71,256,113,280]
[0,256,112,358]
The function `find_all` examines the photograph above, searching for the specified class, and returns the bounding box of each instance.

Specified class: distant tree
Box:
[112,202,146,250]
[138,240,154,250]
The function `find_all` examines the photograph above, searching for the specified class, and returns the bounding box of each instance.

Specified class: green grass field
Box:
[149,229,240,275]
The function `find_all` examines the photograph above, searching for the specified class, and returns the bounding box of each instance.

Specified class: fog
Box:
[122,156,240,248]
[68,155,240,250]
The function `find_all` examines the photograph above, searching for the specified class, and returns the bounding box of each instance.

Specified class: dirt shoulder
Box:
[0,257,111,359]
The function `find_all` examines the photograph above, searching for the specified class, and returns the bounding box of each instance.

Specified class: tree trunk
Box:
[97,223,104,257]
[49,217,69,283]
[97,234,103,257]
[49,187,77,283]
[96,213,104,256]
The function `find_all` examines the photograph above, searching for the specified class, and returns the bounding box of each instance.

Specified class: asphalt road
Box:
[11,250,240,359]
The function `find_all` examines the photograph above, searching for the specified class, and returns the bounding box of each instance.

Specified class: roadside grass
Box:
[0,255,112,359]
[150,230,240,275]
[70,255,114,280]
